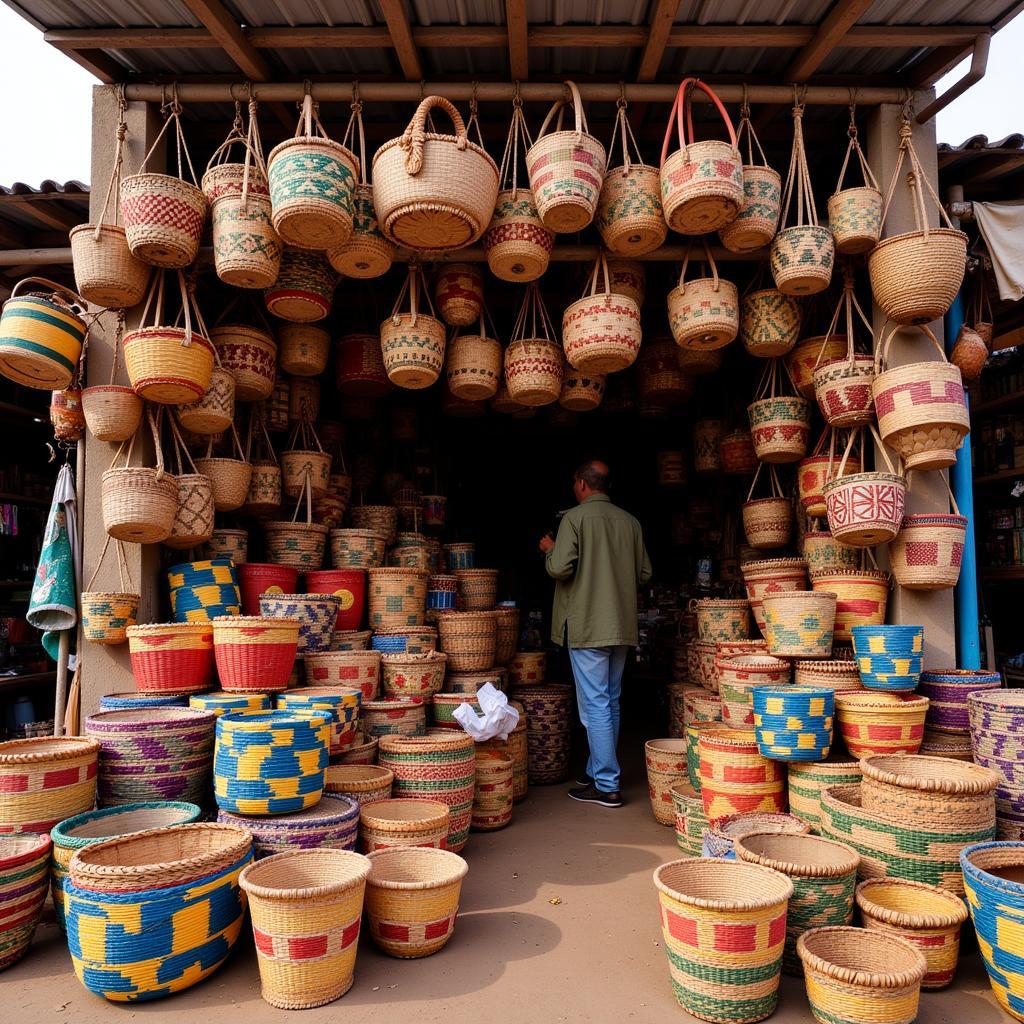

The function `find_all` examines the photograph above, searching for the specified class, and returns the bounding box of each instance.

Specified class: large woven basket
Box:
[741,557,808,635]
[669,781,707,855]
[177,366,235,436]
[210,323,276,401]
[220,794,359,860]
[762,590,836,659]
[787,757,863,831]
[211,189,281,290]
[802,531,859,580]
[367,567,428,630]
[359,797,449,852]
[850,623,923,692]
[381,651,447,699]
[328,183,395,278]
[505,337,563,407]
[325,764,394,804]
[120,169,207,269]
[81,384,143,443]
[527,81,606,233]
[717,655,792,727]
[698,727,786,820]
[597,160,665,256]
[265,514,329,572]
[71,222,151,309]
[918,669,1000,734]
[0,737,99,834]
[693,598,751,642]
[748,397,811,464]
[456,568,499,610]
[472,749,513,831]
[645,739,689,826]
[437,611,497,672]
[373,95,498,249]
[127,619,216,692]
[889,513,968,591]
[811,570,889,644]
[834,692,928,757]
[653,858,792,1022]
[212,615,299,692]
[434,262,483,326]
[563,254,642,374]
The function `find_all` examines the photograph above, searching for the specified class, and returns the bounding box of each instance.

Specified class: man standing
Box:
[539,460,652,808]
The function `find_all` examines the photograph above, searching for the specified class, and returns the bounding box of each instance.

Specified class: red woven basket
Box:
[212,616,299,692]
[304,569,366,630]
[126,623,214,695]
[237,563,299,616]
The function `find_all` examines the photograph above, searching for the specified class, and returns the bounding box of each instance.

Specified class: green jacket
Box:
[545,493,652,648]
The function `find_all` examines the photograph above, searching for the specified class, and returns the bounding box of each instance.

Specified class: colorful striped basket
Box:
[819,784,993,895]
[259,593,339,655]
[472,749,513,831]
[0,833,51,971]
[851,625,924,691]
[190,691,271,716]
[698,728,786,821]
[702,812,810,860]
[855,877,968,990]
[834,692,928,757]
[734,832,859,975]
[304,649,381,700]
[365,846,468,958]
[49,801,200,931]
[787,758,863,832]
[717,656,792,727]
[371,626,438,655]
[214,710,330,816]
[167,558,241,622]
[810,570,889,644]
[512,684,573,785]
[645,739,689,826]
[796,926,925,1024]
[918,669,1001,734]
[325,764,394,805]
[685,720,722,793]
[381,652,447,698]
[239,848,368,1010]
[85,707,215,808]
[0,737,99,834]
[479,700,529,803]
[762,591,836,659]
[752,686,834,762]
[100,691,188,710]
[361,697,426,739]
[359,798,450,852]
[276,687,362,754]
[218,794,359,858]
[212,615,299,692]
[65,824,252,1001]
[126,622,214,695]
[379,733,476,853]
[653,857,793,1023]
[669,781,708,857]
[961,842,1024,1020]
[969,691,1024,839]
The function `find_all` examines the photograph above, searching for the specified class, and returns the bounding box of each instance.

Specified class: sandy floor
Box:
[4,735,1011,1024]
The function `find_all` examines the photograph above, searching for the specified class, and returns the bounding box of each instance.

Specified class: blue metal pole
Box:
[945,290,981,669]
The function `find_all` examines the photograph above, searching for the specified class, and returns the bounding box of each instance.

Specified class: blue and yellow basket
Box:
[852,625,924,691]
[168,559,241,623]
[752,686,834,761]
[190,692,271,717]
[276,687,361,756]
[99,692,188,710]
[214,710,330,816]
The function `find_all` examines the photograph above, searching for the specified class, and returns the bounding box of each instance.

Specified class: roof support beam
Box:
[782,0,874,82]
[637,0,681,82]
[505,0,529,80]
[378,0,424,81]
[180,0,272,80]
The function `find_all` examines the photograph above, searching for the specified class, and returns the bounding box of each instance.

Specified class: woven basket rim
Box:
[835,692,928,710]
[239,847,369,900]
[795,659,859,674]
[823,471,905,493]
[653,857,794,909]
[859,754,998,795]
[83,590,139,601]
[265,521,329,535]
[122,170,205,195]
[741,558,807,575]
[694,598,750,608]
[366,846,468,889]
[82,383,137,396]
[669,780,699,799]
[212,615,299,627]
[325,764,394,787]
[0,832,51,866]
[796,925,927,988]
[363,696,425,709]
[645,738,689,755]
[306,649,379,662]
[52,801,201,847]
[812,570,891,584]
[221,794,357,830]
[0,735,98,766]
[762,590,835,604]
[376,129,499,176]
[381,651,447,666]
[717,654,790,671]
[854,877,968,928]
[968,690,1024,711]
[123,324,215,354]
[920,668,1001,683]
[330,528,388,539]
[219,709,329,729]
[368,567,429,578]
[359,797,450,826]
[869,226,967,257]
[126,622,213,635]
[374,626,438,636]
[281,686,362,700]
[86,707,215,727]
[734,831,860,877]
[258,593,338,602]
[69,221,127,239]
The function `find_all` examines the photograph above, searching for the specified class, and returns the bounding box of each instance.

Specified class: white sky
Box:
[0,5,1021,186]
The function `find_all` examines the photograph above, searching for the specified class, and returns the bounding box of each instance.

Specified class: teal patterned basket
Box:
[753,686,834,762]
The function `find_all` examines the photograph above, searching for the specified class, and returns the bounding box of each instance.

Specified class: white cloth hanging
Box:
[971,200,1024,302]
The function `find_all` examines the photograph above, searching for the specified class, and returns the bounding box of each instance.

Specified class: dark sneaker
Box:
[568,783,623,808]
[574,773,592,787]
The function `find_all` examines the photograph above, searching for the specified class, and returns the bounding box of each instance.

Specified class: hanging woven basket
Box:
[446,311,502,401]
[335,332,391,397]
[667,238,739,351]
[659,78,743,234]
[434,263,484,327]
[281,419,332,500]
[264,248,337,324]
[81,536,140,646]
[563,253,642,373]
[380,265,446,390]
[244,412,282,516]
[720,430,758,475]
[747,359,812,463]
[559,367,605,412]
[279,324,330,377]
[506,283,564,406]
[889,481,968,591]
[194,422,252,513]
[164,414,214,550]
[741,287,801,359]
[720,104,781,253]
[210,316,276,402]
[374,95,499,250]
[178,366,235,436]
[798,428,861,519]
[828,113,883,255]
[742,463,793,550]
[527,81,606,233]
[636,337,693,407]
[265,475,329,571]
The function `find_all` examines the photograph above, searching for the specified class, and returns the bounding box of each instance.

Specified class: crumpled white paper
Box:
[452,683,520,741]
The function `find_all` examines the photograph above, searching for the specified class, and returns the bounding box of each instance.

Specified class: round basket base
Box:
[108,521,168,545]
[833,526,898,547]
[490,252,548,283]
[134,379,205,405]
[901,448,960,472]
[777,272,830,296]
[606,226,664,257]
[219,266,278,290]
[388,367,438,391]
[669,196,740,235]
[333,251,390,279]
[0,351,70,390]
[722,227,771,254]
[541,204,592,234]
[276,210,350,251]
[129,240,193,268]
[387,208,475,251]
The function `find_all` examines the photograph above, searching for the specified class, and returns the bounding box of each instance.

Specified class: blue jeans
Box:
[568,645,628,793]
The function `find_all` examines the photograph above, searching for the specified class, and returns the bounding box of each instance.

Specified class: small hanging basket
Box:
[563,253,642,373]
[435,263,484,327]
[676,345,723,376]
[506,283,564,406]
[210,307,277,402]
[327,96,395,279]
[872,322,969,471]
[636,337,693,407]
[281,419,332,500]
[164,412,215,550]
[335,333,391,397]
[596,92,666,256]
[447,310,502,401]
[720,430,758,475]
[659,78,743,234]
[868,120,967,325]
[720,101,781,253]
[742,463,793,550]
[747,359,812,463]
[194,422,252,512]
[279,324,330,377]
[741,285,801,359]
[123,271,215,404]
[264,248,337,324]
[771,96,834,295]
[243,410,282,516]
[82,312,144,442]
[889,480,968,591]
[265,474,329,571]
[374,95,499,249]
[178,366,235,436]
[559,367,605,412]
[828,109,883,254]
[380,265,446,390]
[527,81,606,233]
[268,92,359,250]
[798,428,861,519]
[667,238,739,351]
[119,98,207,268]
[81,536,140,645]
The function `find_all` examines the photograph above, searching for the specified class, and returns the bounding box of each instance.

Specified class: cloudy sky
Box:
[0,5,1020,185]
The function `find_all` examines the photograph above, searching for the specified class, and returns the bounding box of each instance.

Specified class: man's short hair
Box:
[575,460,609,492]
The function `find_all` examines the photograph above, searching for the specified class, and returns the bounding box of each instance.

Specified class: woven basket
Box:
[0,737,98,834]
[508,650,546,686]
[81,589,139,646]
[872,323,969,472]
[828,125,883,255]
[718,430,757,476]
[752,686,834,763]
[717,655,792,727]
[797,926,926,1024]
[742,488,792,552]
[741,557,808,635]
[748,398,811,465]
[787,757,863,832]
[434,262,484,326]
[265,511,329,571]
[246,458,283,517]
[472,749,514,831]
[562,255,643,374]
[890,513,968,591]
[793,659,862,694]
[372,626,438,655]
[361,697,426,740]
[436,611,497,672]
[638,339,693,408]
[698,728,786,821]
[381,266,446,391]
[700,812,814,862]
[264,247,336,323]
[330,528,387,570]
[669,781,706,855]
[70,223,151,309]
[214,710,330,816]
[212,615,298,692]
[81,385,143,443]
[855,878,968,990]
[597,160,665,256]
[834,693,928,758]
[456,568,499,611]
[653,858,793,1022]
[659,78,743,234]
[786,336,845,400]
[483,188,553,282]
[740,288,800,358]
[120,164,207,269]
[559,368,606,413]
[668,240,740,352]
[645,739,689,826]
[190,692,271,716]
[657,450,687,487]
[335,332,390,397]
[167,559,240,627]
[126,622,214,694]
[693,598,751,642]
[281,449,331,501]
[302,650,380,702]
[762,591,836,659]
[850,624,924,692]
[327,183,395,278]
[325,764,393,804]
[359,798,449,852]
[210,323,276,400]
[802,532,858,580]
[380,652,447,699]
[259,593,339,656]
[331,629,373,652]
[719,113,781,252]
[684,688,722,726]
[512,685,573,785]
[279,324,330,377]
[446,327,502,401]
[204,527,248,565]
[693,639,719,691]
[219,794,358,861]
[445,668,501,694]
[236,562,297,615]
[480,702,529,802]
[367,567,428,630]
[527,81,606,233]
[810,570,889,645]
[505,339,563,407]
[918,669,1000,734]
[211,188,281,290]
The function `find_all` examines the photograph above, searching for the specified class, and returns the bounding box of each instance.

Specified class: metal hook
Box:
[169,81,182,116]
[616,81,627,110]
[350,80,362,112]
[740,82,750,120]
[512,80,522,108]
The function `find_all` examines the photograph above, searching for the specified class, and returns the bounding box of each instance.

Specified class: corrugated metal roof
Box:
[938,133,1024,194]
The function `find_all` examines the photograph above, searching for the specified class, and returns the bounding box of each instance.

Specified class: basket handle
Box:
[167,410,200,475]
[678,237,720,292]
[833,103,879,195]
[401,96,468,176]
[681,78,739,149]
[745,460,785,502]
[536,80,587,141]
[95,88,129,234]
[659,78,693,168]
[10,276,87,313]
[735,91,770,169]
[875,320,949,375]
[342,88,370,187]
[497,94,534,193]
[582,252,612,300]
[85,532,133,593]
[607,87,646,174]
[779,92,818,229]
[294,90,332,142]
[139,91,199,187]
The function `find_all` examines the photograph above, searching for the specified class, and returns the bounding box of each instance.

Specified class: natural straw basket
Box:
[787,757,863,832]
[359,798,450,852]
[803,532,859,580]
[361,697,426,740]
[211,321,276,400]
[437,611,497,672]
[645,739,689,826]
[796,926,926,1024]
[741,557,808,635]
[720,105,781,253]
[563,253,642,373]
[265,248,337,323]
[380,265,446,390]
[741,287,800,358]
[693,598,751,642]
[367,567,428,629]
[456,568,500,610]
[447,316,502,401]
[828,110,882,254]
[365,847,469,958]
[0,833,53,967]
[835,692,928,757]
[653,857,793,1023]
[240,849,370,1009]
[793,659,862,692]
[668,238,740,351]
[762,591,836,659]
[747,359,811,463]
[855,877,968,990]
[381,651,447,698]
[472,749,513,831]
[742,465,792,551]
[338,734,378,765]
[331,528,388,569]
[325,764,394,805]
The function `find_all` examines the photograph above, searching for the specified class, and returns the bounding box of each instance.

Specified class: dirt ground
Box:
[4,734,1010,1024]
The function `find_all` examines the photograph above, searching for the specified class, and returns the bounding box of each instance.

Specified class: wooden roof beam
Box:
[637,0,681,82]
[505,0,529,80]
[378,0,424,81]
[180,0,272,80]
[783,0,875,82]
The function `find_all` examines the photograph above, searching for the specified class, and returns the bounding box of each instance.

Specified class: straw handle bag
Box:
[536,80,593,150]
[746,460,787,504]
[399,95,467,176]
[658,77,739,166]
[874,320,949,378]
[138,95,201,189]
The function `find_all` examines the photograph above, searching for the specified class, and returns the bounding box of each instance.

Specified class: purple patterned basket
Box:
[216,793,358,857]
[970,689,1024,839]
[84,707,216,808]
[920,669,1002,734]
